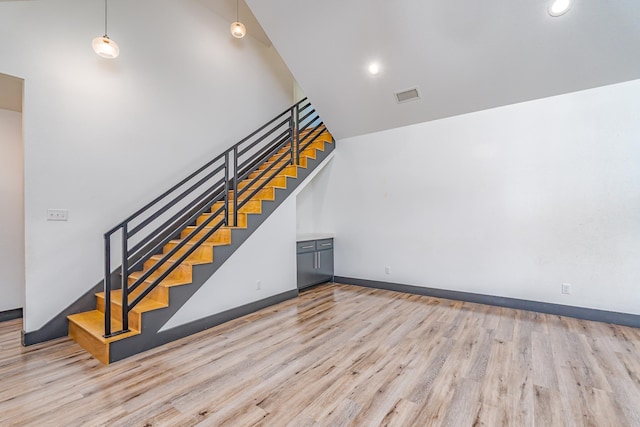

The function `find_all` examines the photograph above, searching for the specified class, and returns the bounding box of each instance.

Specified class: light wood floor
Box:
[1,283,640,426]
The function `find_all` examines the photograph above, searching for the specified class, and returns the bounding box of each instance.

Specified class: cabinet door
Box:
[317,249,334,283]
[297,252,317,289]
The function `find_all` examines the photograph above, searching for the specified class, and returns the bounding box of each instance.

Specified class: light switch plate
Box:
[47,209,68,221]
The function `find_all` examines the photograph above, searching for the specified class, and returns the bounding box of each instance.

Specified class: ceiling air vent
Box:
[394,87,421,104]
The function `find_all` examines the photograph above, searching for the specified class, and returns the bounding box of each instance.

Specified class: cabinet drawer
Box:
[296,241,316,253]
[316,239,333,250]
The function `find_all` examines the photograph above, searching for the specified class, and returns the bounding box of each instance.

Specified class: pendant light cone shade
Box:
[92,36,120,58]
[231,21,246,38]
[93,0,119,58]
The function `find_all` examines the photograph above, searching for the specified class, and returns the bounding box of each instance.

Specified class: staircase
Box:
[67,99,334,364]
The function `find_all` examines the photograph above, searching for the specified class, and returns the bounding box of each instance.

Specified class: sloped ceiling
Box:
[246,0,640,139]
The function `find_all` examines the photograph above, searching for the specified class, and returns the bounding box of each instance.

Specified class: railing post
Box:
[224,152,230,226]
[233,147,238,227]
[295,103,301,165]
[121,223,130,333]
[103,234,111,337]
[289,107,295,166]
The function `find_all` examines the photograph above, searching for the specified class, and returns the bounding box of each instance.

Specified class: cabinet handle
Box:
[317,252,321,269]
[320,243,331,247]
[313,252,318,269]
[301,245,314,249]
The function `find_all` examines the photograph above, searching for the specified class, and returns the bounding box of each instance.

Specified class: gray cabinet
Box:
[297,238,334,290]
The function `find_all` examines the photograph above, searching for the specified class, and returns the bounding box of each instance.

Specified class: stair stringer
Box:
[108,141,335,363]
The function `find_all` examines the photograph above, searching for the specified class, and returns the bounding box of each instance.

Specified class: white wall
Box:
[296,180,315,234]
[162,197,296,329]
[0,0,293,331]
[0,109,24,312]
[311,79,640,315]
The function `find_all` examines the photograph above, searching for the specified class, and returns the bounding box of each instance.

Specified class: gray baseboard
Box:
[334,276,640,329]
[0,308,23,323]
[22,282,103,346]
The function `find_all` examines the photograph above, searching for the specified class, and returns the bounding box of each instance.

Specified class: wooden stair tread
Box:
[96,291,169,312]
[128,270,192,286]
[68,310,140,344]
[149,253,208,266]
[168,238,229,248]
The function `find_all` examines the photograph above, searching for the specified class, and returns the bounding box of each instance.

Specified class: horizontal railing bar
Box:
[299,120,324,142]
[237,143,291,199]
[128,217,226,310]
[105,97,331,335]
[237,134,290,184]
[299,122,326,153]
[126,186,226,273]
[298,101,312,113]
[128,178,225,256]
[127,200,228,292]
[298,109,317,124]
[237,131,290,177]
[237,117,290,157]
[105,156,226,237]
[236,137,291,198]
[105,99,310,238]
[128,165,225,238]
[298,116,322,136]
[231,107,292,152]
[128,198,228,301]
[237,149,292,211]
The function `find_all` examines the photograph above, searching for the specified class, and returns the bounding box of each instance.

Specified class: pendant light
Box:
[92,0,120,58]
[548,0,571,16]
[230,0,246,38]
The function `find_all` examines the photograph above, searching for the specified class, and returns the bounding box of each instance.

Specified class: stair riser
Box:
[296,157,308,168]
[196,213,247,228]
[249,165,297,180]
[227,187,276,201]
[180,227,231,244]
[141,260,192,281]
[163,242,214,263]
[301,148,318,160]
[238,177,287,190]
[258,160,291,172]
[127,275,190,290]
[96,298,143,332]
[298,139,328,151]
[68,321,110,365]
[211,201,262,215]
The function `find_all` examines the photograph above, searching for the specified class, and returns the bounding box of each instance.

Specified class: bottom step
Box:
[68,310,139,364]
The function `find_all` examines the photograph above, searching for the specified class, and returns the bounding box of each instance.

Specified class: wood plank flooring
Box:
[1,283,639,426]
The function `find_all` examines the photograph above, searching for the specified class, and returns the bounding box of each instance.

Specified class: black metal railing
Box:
[102,98,330,337]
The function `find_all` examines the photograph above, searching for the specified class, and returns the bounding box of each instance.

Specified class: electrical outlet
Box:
[562,283,571,295]
[385,266,391,275]
[47,209,68,221]
[256,280,262,290]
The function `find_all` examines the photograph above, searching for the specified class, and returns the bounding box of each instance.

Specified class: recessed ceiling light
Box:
[368,63,381,76]
[549,0,571,17]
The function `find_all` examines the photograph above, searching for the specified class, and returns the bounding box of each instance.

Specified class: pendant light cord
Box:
[236,0,239,22]
[104,0,108,37]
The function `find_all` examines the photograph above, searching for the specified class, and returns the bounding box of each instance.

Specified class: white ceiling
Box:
[0,73,22,112]
[246,0,640,139]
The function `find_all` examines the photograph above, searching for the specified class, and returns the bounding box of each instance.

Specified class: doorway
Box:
[0,72,25,321]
